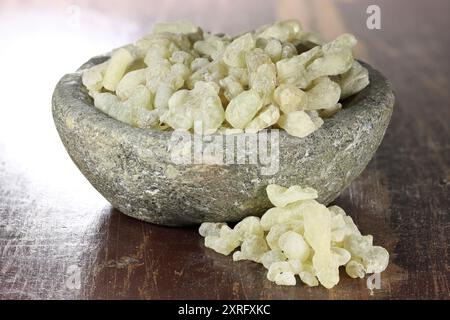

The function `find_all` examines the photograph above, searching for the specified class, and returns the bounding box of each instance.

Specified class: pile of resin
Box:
[199,184,389,288]
[82,20,370,137]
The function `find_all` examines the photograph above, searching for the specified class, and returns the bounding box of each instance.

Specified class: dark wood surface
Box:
[0,0,449,299]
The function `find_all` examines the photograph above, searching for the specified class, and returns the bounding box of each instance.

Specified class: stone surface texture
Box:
[52,55,394,226]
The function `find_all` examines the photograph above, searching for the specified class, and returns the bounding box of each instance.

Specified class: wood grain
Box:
[0,0,449,299]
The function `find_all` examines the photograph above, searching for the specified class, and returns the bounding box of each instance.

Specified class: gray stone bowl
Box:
[52,55,394,226]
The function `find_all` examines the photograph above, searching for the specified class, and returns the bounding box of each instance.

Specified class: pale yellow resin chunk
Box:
[103,48,135,91]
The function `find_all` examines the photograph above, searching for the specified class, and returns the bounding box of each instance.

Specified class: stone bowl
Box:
[52,55,394,226]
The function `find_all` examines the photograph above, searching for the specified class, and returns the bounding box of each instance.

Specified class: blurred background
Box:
[0,0,448,299]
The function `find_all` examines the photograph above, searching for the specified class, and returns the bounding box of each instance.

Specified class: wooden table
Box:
[0,0,448,300]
